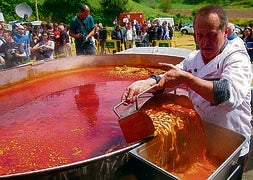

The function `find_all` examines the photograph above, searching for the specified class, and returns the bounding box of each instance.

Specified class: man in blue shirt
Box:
[13,25,30,61]
[69,4,96,55]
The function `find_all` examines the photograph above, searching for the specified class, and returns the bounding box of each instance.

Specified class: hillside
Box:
[170,9,253,18]
[127,0,253,25]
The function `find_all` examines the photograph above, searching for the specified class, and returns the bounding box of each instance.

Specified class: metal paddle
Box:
[113,85,158,143]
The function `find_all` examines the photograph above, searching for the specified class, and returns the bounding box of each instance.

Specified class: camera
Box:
[9,49,16,55]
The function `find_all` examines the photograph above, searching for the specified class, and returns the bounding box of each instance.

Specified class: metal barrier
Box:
[105,40,122,54]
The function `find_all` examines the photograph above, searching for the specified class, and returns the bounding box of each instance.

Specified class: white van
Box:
[153,17,174,27]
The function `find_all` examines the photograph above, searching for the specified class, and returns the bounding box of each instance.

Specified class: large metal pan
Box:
[0,48,191,179]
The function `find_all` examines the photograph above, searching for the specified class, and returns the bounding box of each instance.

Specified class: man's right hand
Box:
[76,33,83,39]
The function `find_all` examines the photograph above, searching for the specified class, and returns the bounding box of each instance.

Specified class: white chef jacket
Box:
[176,42,252,156]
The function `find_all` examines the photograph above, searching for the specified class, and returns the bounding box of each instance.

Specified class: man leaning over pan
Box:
[121,5,252,180]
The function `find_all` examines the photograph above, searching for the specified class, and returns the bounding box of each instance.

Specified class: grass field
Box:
[172,31,196,50]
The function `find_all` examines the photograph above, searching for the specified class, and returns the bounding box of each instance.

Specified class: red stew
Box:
[0,67,147,176]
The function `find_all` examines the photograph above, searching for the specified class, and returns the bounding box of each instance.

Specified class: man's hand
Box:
[121,78,157,105]
[159,63,186,88]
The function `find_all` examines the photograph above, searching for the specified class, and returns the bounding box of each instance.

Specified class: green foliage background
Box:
[0,0,253,26]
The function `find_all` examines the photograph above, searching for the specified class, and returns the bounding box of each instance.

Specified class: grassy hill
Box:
[28,0,253,27]
[126,0,253,26]
[125,0,193,24]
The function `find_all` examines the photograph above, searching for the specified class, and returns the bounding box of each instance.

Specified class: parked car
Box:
[180,23,194,34]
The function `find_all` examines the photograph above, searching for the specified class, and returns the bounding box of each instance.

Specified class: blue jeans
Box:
[83,45,96,55]
[76,41,96,56]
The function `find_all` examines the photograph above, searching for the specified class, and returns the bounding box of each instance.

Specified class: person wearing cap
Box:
[69,4,96,56]
[13,25,30,61]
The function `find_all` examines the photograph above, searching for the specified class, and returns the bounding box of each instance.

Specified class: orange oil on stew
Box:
[0,67,139,176]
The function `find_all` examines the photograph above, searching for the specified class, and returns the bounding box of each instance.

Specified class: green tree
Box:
[100,0,128,26]
[159,0,172,12]
[42,0,86,23]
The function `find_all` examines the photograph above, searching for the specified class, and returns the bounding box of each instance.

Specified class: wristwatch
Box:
[150,74,161,83]
[150,74,164,95]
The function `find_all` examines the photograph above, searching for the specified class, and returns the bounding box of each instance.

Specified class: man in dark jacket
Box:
[148,21,158,46]
[98,23,107,54]
[111,25,123,52]
[0,30,26,69]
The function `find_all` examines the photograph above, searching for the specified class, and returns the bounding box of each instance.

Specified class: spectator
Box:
[121,5,251,179]
[168,23,174,40]
[0,30,26,68]
[156,21,164,40]
[93,24,100,40]
[0,23,4,37]
[47,23,55,42]
[148,21,157,46]
[29,33,40,60]
[58,24,71,57]
[11,24,18,36]
[122,22,136,49]
[33,25,42,40]
[140,27,149,47]
[241,26,253,63]
[121,23,127,50]
[178,21,183,31]
[98,23,107,54]
[248,22,253,39]
[135,21,141,37]
[69,4,96,56]
[227,23,245,48]
[32,31,55,61]
[123,16,129,25]
[113,16,118,25]
[111,25,123,52]
[65,25,72,56]
[0,56,5,69]
[162,21,169,40]
[13,25,30,61]
[53,23,61,57]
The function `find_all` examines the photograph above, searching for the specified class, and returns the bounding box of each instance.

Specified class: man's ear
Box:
[193,33,197,42]
[224,28,228,38]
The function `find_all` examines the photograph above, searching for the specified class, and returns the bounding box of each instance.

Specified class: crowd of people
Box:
[110,18,174,50]
[68,4,174,56]
[0,21,72,69]
[0,3,253,67]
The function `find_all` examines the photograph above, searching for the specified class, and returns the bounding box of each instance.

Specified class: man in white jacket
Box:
[121,5,252,179]
[227,22,245,48]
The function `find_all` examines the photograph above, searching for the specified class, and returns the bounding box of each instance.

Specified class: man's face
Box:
[226,26,234,37]
[18,27,25,35]
[79,8,90,20]
[3,33,12,42]
[194,13,227,63]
